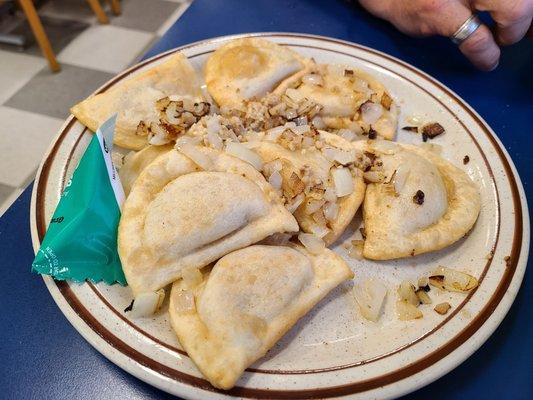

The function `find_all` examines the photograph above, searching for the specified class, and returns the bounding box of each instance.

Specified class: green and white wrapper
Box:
[32,115,127,285]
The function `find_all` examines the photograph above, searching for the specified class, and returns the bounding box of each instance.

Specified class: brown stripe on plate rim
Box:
[32,33,523,397]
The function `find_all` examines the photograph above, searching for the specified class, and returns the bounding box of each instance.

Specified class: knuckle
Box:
[505,0,529,22]
[420,0,448,15]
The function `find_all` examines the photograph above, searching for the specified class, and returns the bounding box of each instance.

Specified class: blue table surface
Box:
[1,1,531,399]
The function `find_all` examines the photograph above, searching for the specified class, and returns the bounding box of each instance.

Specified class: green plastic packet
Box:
[32,115,127,285]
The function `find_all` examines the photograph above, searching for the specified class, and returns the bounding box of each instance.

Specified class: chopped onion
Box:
[206,130,223,149]
[397,281,420,306]
[178,143,213,170]
[311,116,326,129]
[225,142,263,170]
[429,266,478,292]
[363,170,385,183]
[298,233,325,255]
[182,267,202,289]
[396,300,423,320]
[338,129,357,142]
[323,201,339,221]
[326,64,344,76]
[286,193,305,213]
[322,147,357,165]
[148,122,171,145]
[129,289,165,318]
[246,130,265,142]
[165,102,180,124]
[332,167,354,197]
[302,73,324,86]
[354,279,387,322]
[205,115,221,134]
[360,102,383,124]
[175,135,201,147]
[416,289,432,305]
[285,108,298,120]
[265,125,285,141]
[434,302,451,315]
[292,124,311,135]
[305,199,326,214]
[174,289,195,314]
[352,77,370,93]
[294,115,308,126]
[286,88,305,102]
[262,159,283,175]
[418,276,429,288]
[349,240,364,260]
[311,210,327,226]
[309,223,330,238]
[268,170,282,190]
[393,163,410,193]
[323,186,337,202]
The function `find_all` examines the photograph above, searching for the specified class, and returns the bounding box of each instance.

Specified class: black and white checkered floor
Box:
[0,0,191,215]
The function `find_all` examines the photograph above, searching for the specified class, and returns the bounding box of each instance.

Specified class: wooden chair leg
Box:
[86,0,109,24]
[106,0,121,16]
[17,0,60,72]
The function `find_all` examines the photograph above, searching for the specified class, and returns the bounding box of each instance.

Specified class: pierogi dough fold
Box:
[118,147,299,295]
[169,245,353,389]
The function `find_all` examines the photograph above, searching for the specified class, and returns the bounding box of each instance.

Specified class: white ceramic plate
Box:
[30,33,529,399]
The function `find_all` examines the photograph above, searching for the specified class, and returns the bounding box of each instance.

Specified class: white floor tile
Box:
[0,187,24,217]
[0,51,46,105]
[0,106,63,187]
[57,25,154,73]
[156,1,192,36]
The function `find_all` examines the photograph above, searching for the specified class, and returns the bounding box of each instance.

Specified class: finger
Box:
[435,2,501,71]
[459,24,501,70]
[472,0,533,45]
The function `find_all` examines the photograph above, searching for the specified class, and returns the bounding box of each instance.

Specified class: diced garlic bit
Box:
[348,240,364,260]
[224,142,263,170]
[396,300,423,320]
[397,281,420,306]
[354,279,388,322]
[323,201,339,221]
[332,167,354,197]
[174,289,196,314]
[129,289,166,318]
[416,289,432,304]
[182,267,203,289]
[434,302,452,315]
[177,143,213,170]
[429,266,479,292]
[298,232,325,255]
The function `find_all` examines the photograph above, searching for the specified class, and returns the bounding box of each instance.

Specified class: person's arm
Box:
[358,0,533,70]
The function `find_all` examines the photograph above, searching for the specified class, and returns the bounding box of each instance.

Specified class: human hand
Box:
[359,0,533,70]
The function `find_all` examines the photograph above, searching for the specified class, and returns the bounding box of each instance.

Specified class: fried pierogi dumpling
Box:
[276,64,398,140]
[205,38,306,108]
[71,52,204,150]
[168,245,353,389]
[118,148,299,295]
[251,130,366,245]
[362,141,480,260]
[119,144,173,195]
